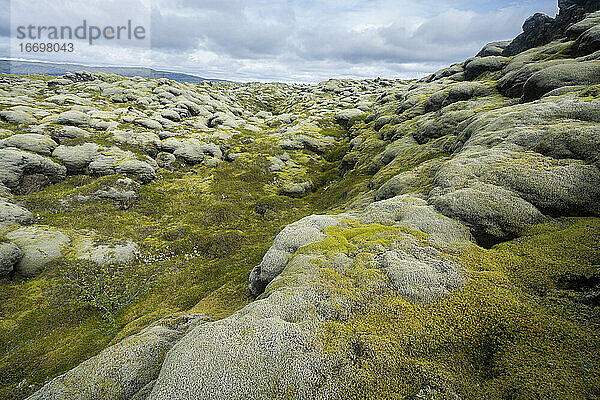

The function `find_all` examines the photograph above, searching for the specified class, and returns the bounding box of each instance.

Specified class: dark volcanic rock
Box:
[504,0,600,56]
[503,13,557,56]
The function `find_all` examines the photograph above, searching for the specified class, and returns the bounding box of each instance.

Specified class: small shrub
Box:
[58,261,155,321]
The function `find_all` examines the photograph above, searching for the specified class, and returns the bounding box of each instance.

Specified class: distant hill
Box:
[0,59,227,83]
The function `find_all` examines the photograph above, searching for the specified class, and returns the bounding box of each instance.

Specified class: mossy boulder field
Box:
[1,1,600,399]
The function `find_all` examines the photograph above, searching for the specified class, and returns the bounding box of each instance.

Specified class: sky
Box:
[0,0,559,82]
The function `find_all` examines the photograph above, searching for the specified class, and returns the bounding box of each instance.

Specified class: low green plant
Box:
[56,261,156,321]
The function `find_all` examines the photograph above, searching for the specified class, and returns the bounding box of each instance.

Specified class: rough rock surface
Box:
[0,199,34,225]
[0,148,67,194]
[248,214,341,295]
[5,226,71,276]
[0,242,23,277]
[150,198,469,400]
[521,61,600,101]
[0,134,58,156]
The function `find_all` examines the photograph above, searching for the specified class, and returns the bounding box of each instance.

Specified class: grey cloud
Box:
[412,8,531,45]
[148,3,538,68]
[150,12,200,50]
[197,12,294,58]
[3,0,559,83]
[293,6,540,65]
[151,4,295,58]
[0,0,9,37]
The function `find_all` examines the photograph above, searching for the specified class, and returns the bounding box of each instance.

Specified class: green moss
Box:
[543,41,578,61]
[300,221,428,256]
[488,218,600,294]
[315,217,600,399]
[0,94,372,396]
[3,71,599,399]
[579,85,600,100]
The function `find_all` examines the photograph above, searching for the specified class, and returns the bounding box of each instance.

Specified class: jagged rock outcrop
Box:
[504,0,600,56]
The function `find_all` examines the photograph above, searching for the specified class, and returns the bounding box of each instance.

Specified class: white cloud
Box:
[1,0,560,82]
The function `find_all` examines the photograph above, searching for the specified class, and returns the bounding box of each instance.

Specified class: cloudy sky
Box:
[0,0,558,82]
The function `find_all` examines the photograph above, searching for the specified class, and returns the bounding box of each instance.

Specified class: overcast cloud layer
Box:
[0,0,559,82]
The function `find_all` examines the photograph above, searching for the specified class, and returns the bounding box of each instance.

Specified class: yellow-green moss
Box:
[0,98,371,396]
[315,217,600,399]
[299,221,428,257]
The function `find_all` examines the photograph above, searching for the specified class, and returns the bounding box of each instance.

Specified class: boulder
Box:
[432,146,600,222]
[0,148,67,194]
[5,226,71,276]
[464,56,509,80]
[577,24,600,54]
[148,307,329,400]
[0,199,34,225]
[63,71,96,82]
[359,195,473,249]
[411,109,477,144]
[278,139,303,150]
[133,118,163,130]
[498,63,543,98]
[92,177,140,209]
[334,108,365,126]
[175,101,203,116]
[161,138,206,164]
[52,143,101,174]
[161,138,222,163]
[0,134,58,156]
[248,214,340,296]
[566,11,600,38]
[423,63,465,82]
[203,157,221,168]
[198,142,223,159]
[208,112,239,129]
[74,237,140,266]
[56,110,90,127]
[431,182,545,243]
[149,204,467,399]
[373,115,394,131]
[379,245,465,303]
[476,40,512,57]
[0,242,22,277]
[89,119,118,131]
[27,315,208,400]
[424,82,493,112]
[280,181,312,198]
[503,13,557,56]
[46,94,92,106]
[375,160,439,200]
[0,110,37,124]
[47,78,72,87]
[521,61,600,101]
[112,130,162,155]
[88,148,157,183]
[557,1,600,32]
[52,126,91,143]
[160,109,181,122]
[156,152,176,170]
